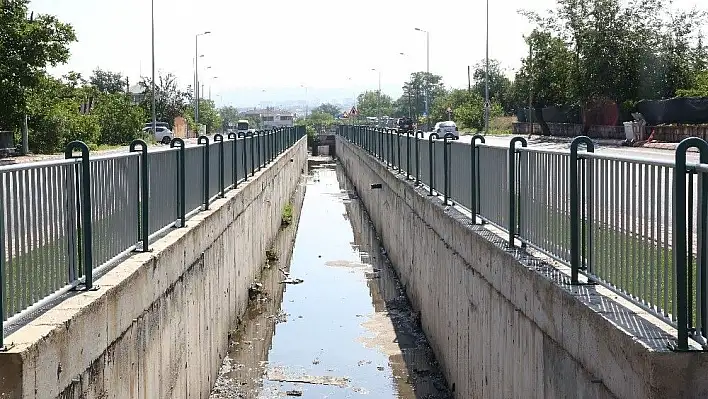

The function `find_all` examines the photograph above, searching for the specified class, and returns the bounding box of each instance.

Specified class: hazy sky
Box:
[30,0,701,106]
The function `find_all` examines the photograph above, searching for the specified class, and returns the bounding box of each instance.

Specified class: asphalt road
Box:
[418,132,697,164]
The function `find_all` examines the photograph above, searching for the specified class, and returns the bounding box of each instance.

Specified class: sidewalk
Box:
[0,137,202,167]
[490,133,687,152]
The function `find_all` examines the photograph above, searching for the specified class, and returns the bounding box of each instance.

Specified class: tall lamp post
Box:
[371,68,381,126]
[209,76,218,101]
[150,0,156,136]
[194,31,211,127]
[414,27,430,131]
[484,0,490,135]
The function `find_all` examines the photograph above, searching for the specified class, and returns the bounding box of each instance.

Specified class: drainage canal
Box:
[210,156,451,398]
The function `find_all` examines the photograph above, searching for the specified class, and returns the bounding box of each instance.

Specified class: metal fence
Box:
[339,125,708,351]
[0,126,305,346]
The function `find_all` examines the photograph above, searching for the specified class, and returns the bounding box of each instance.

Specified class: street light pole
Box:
[194,31,211,128]
[151,0,156,136]
[415,28,430,131]
[484,0,490,135]
[371,68,381,126]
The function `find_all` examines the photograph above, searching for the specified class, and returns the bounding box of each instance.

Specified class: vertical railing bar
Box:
[65,141,95,290]
[170,138,186,227]
[198,136,210,210]
[130,140,149,251]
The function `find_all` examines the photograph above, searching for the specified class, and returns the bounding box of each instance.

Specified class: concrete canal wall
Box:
[0,138,307,399]
[336,135,708,399]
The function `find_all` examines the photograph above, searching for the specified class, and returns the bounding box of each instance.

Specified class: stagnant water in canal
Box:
[210,158,452,398]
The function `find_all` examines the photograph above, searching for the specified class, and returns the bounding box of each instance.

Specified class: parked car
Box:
[142,125,174,144]
[433,121,459,139]
[397,117,414,133]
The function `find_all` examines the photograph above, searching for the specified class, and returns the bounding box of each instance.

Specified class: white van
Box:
[236,120,249,136]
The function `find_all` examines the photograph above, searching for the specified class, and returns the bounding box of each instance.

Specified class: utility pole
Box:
[151,0,157,137]
[528,40,534,138]
[484,0,490,135]
[372,68,381,126]
[468,65,471,93]
[194,31,211,128]
[415,28,430,131]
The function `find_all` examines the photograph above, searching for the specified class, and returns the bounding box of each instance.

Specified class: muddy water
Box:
[210,159,451,398]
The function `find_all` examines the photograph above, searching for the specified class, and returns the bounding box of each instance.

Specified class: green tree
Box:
[138,73,190,128]
[196,99,222,134]
[93,93,146,145]
[472,59,513,114]
[310,103,341,117]
[432,89,502,132]
[89,68,127,94]
[677,70,708,97]
[401,72,446,121]
[25,74,100,153]
[511,30,576,135]
[0,0,77,130]
[218,106,240,130]
[356,91,393,117]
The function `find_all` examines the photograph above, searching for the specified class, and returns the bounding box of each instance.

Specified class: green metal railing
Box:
[338,124,708,351]
[0,126,305,348]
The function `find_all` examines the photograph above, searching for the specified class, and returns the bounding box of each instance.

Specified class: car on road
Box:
[433,121,459,139]
[397,117,415,134]
[142,125,174,144]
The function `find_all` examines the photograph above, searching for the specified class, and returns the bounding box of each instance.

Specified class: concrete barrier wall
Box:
[336,136,708,399]
[0,138,307,399]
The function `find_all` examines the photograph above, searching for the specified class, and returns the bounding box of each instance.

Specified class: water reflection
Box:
[210,159,451,398]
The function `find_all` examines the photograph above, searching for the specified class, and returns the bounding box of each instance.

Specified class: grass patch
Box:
[488,116,516,135]
[281,203,293,227]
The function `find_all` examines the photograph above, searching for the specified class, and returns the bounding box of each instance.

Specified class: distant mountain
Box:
[216,85,403,108]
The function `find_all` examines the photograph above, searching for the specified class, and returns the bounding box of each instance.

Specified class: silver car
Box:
[434,121,459,139]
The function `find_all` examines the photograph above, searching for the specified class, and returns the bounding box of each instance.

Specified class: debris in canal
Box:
[267,367,351,387]
[285,390,303,396]
[248,282,266,301]
[280,277,303,284]
[265,248,279,265]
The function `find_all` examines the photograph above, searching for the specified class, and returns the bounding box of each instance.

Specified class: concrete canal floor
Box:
[210,158,451,398]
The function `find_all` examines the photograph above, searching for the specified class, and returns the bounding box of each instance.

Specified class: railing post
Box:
[379,128,384,161]
[570,136,594,284]
[428,133,439,196]
[198,135,210,210]
[388,129,394,168]
[470,134,485,224]
[64,141,95,290]
[415,131,424,185]
[406,131,411,179]
[214,134,225,197]
[443,133,456,205]
[673,138,708,351]
[396,130,402,172]
[129,139,150,252]
[0,169,5,348]
[508,137,527,246]
[228,133,238,187]
[170,138,186,227]
[257,131,264,171]
[249,132,255,176]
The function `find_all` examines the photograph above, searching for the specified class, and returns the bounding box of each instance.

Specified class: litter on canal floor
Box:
[210,158,452,398]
